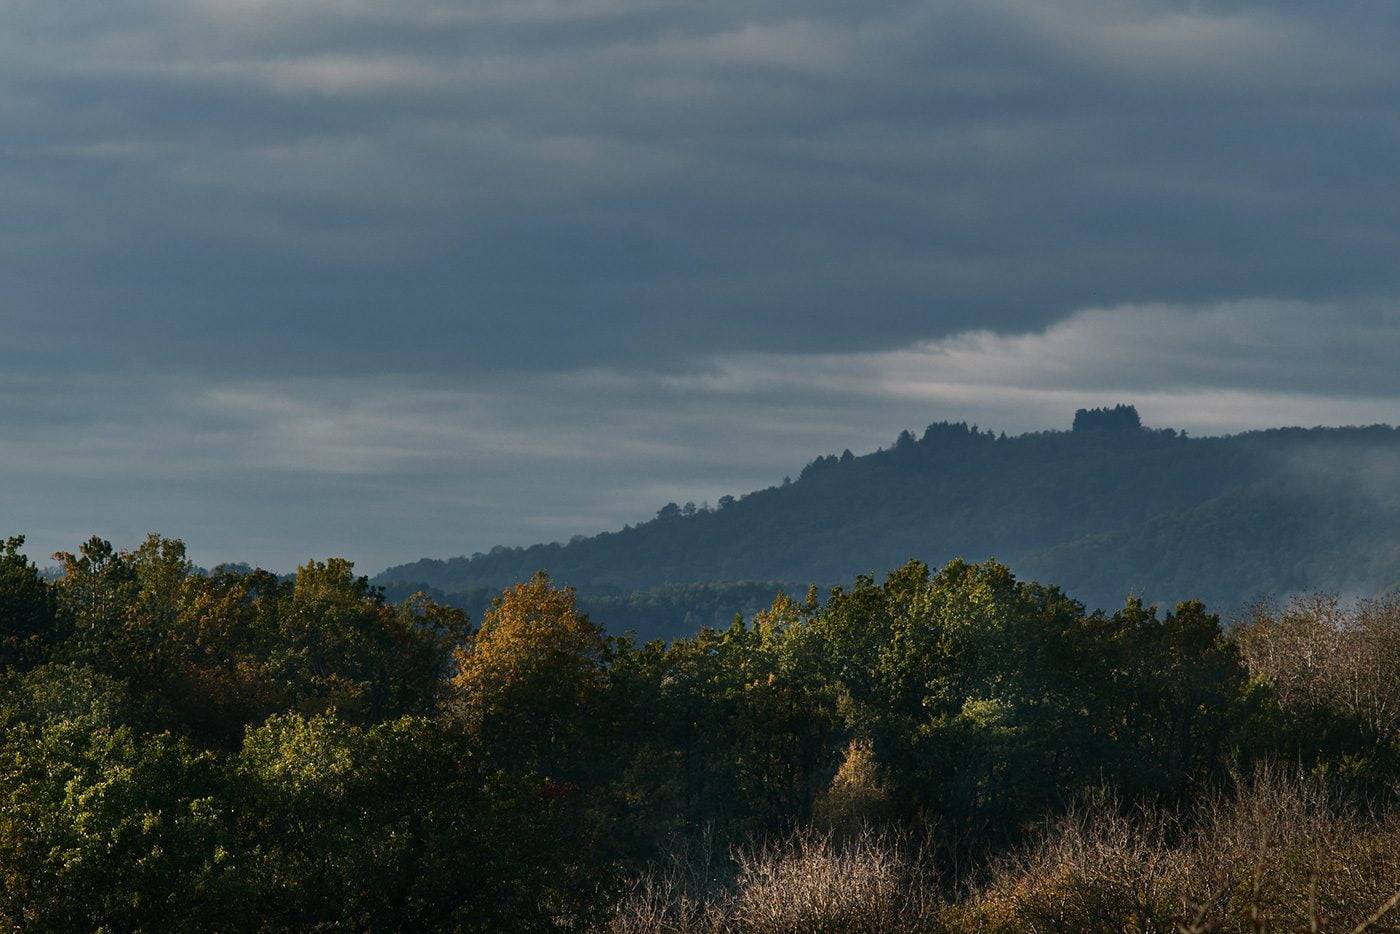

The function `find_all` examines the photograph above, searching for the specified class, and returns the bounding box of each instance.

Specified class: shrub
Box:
[603,827,945,933]
[961,766,1400,933]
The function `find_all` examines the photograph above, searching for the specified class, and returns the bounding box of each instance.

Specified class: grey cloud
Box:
[5,0,1400,379]
[5,0,1400,568]
[7,299,1400,572]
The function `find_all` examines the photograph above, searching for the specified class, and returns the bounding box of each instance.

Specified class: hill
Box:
[376,578,802,644]
[376,406,1400,633]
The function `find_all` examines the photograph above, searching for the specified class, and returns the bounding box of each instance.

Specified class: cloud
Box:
[574,298,1400,435]
[5,0,1400,380]
[6,298,1400,572]
[5,0,1400,569]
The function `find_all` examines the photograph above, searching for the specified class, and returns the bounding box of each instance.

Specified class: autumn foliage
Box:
[1,533,1399,929]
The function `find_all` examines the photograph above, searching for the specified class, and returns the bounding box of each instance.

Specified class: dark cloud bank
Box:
[4,0,1400,571]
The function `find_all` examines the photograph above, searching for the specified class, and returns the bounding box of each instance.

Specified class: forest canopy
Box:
[3,532,1400,929]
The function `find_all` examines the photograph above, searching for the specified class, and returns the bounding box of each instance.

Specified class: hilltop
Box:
[376,406,1400,633]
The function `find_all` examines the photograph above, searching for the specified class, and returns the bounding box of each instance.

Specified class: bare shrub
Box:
[1235,595,1400,744]
[959,790,1188,933]
[962,767,1400,933]
[727,827,943,933]
[1234,596,1344,710]
[605,869,720,934]
[1183,765,1400,930]
[1340,598,1400,742]
[604,829,729,934]
[601,826,945,933]
[608,770,1400,932]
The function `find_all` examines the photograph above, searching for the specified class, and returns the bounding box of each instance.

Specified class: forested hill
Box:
[376,406,1400,620]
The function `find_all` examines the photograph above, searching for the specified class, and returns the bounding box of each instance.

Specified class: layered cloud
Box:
[6,0,1400,374]
[7,299,1399,570]
[5,0,1399,566]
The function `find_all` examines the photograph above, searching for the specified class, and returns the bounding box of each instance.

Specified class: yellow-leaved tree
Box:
[450,572,609,777]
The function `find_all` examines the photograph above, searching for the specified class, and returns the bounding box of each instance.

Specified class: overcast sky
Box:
[5,0,1400,572]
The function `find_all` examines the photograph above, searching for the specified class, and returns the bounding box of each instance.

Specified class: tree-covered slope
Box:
[376,406,1400,616]
[377,579,802,644]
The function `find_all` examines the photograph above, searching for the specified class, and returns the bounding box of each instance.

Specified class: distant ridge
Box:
[376,406,1400,633]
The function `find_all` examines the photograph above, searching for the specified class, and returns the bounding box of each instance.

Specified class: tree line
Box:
[2,532,1399,929]
[377,408,1400,621]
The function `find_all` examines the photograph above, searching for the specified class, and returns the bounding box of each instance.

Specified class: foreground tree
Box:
[3,532,1397,929]
[0,664,234,930]
[47,536,468,745]
[231,710,595,930]
[0,536,57,670]
[451,572,609,776]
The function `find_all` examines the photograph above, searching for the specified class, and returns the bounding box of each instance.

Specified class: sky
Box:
[4,0,1400,573]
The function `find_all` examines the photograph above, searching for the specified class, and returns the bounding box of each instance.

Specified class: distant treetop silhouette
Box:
[1072,404,1142,433]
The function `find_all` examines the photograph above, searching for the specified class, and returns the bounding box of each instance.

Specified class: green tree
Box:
[894,562,1091,842]
[50,537,468,745]
[233,711,598,930]
[0,664,234,930]
[0,536,58,670]
[1077,597,1250,798]
[635,591,842,839]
